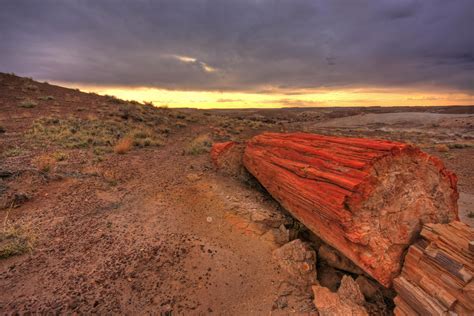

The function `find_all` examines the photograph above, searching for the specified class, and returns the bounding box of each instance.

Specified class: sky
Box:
[1,0,473,108]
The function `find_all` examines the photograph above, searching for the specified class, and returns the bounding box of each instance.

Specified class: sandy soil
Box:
[0,73,473,313]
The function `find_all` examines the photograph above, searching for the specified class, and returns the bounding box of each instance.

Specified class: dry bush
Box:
[19,100,38,108]
[0,225,34,259]
[114,137,133,154]
[185,134,213,155]
[33,155,56,173]
[38,95,55,101]
[435,144,449,152]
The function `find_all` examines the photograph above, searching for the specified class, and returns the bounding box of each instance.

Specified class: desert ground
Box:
[0,73,473,314]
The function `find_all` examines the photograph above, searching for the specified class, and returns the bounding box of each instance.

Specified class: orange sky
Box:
[57,82,474,109]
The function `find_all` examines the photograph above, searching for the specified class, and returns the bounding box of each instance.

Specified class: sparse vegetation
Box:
[38,95,55,101]
[29,117,166,151]
[23,83,38,91]
[435,144,449,152]
[53,151,68,161]
[468,211,474,218]
[0,225,34,259]
[2,147,25,157]
[448,143,471,149]
[185,134,212,155]
[33,155,56,173]
[114,137,133,154]
[19,99,38,108]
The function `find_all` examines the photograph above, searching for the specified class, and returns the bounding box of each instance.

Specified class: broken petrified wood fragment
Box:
[243,132,458,287]
[210,141,248,178]
[393,221,473,315]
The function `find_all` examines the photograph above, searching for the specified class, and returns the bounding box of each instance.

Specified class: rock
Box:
[355,276,380,301]
[318,244,363,275]
[244,132,459,286]
[393,221,474,315]
[272,239,317,285]
[312,284,368,316]
[317,264,343,292]
[250,208,287,229]
[338,276,365,305]
[261,226,289,246]
[272,296,288,310]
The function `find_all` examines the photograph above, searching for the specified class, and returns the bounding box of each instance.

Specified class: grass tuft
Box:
[185,134,212,155]
[0,226,34,259]
[114,137,133,154]
[19,100,38,108]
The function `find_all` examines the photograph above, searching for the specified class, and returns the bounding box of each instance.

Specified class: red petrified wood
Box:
[243,132,458,287]
[210,141,236,167]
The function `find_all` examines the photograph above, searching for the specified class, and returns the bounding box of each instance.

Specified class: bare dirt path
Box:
[0,126,313,314]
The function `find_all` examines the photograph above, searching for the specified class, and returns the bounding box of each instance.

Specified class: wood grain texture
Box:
[242,132,458,286]
[394,222,474,315]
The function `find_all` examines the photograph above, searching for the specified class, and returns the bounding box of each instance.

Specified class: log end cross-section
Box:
[243,132,458,287]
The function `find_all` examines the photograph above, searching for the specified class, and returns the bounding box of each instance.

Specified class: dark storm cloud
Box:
[1,0,473,92]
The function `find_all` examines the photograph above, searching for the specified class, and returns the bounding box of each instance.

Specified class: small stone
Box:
[273,239,317,285]
[355,276,380,301]
[338,275,365,305]
[318,244,363,274]
[312,284,368,316]
[206,217,213,223]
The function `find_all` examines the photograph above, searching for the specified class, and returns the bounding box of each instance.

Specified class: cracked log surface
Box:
[243,132,459,287]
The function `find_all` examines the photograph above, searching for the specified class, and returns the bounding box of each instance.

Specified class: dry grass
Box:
[435,144,450,152]
[114,137,133,154]
[33,155,56,173]
[19,99,38,108]
[185,134,213,155]
[38,95,55,101]
[1,207,34,259]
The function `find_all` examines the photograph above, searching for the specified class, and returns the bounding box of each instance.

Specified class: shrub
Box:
[185,134,212,155]
[435,144,449,152]
[0,226,34,259]
[30,117,167,151]
[2,147,24,157]
[38,95,55,101]
[19,100,38,108]
[114,137,133,154]
[33,155,56,173]
[53,152,68,161]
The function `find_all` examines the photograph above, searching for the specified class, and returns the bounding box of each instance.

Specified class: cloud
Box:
[0,0,473,93]
[170,55,218,73]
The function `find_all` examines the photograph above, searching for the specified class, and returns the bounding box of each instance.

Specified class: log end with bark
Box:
[210,141,249,179]
[243,132,458,287]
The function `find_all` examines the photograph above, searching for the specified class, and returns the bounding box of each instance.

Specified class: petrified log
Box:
[243,132,458,287]
[393,221,473,315]
[210,141,250,180]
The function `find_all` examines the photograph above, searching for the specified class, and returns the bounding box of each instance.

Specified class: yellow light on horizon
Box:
[51,82,474,109]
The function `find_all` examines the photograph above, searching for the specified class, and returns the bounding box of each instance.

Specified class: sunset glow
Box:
[58,83,474,109]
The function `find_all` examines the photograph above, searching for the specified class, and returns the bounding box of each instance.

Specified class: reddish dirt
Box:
[0,73,473,313]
